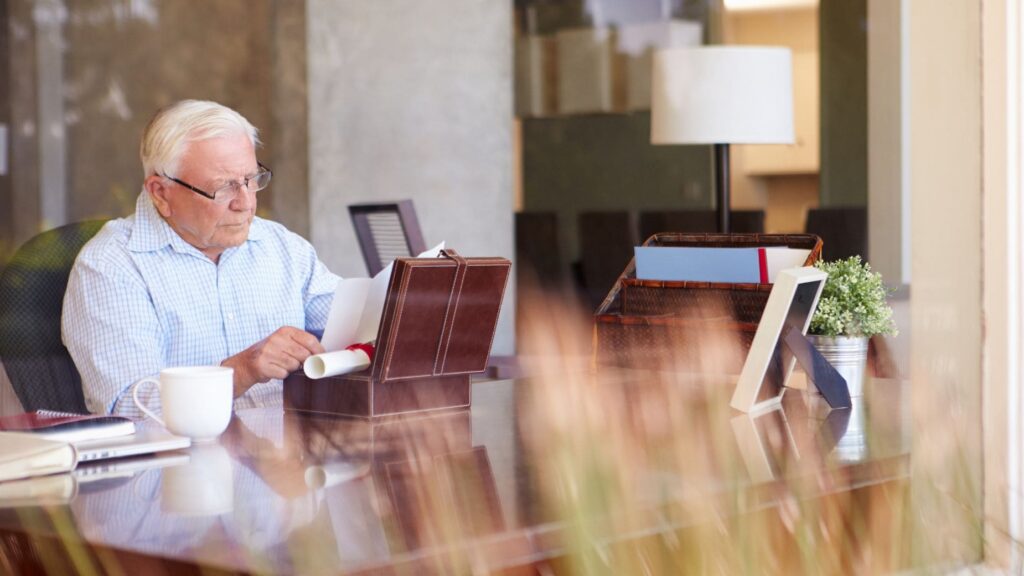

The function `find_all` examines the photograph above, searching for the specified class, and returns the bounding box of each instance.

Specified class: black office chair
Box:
[515,211,565,291]
[578,211,638,310]
[348,200,427,276]
[804,207,867,261]
[0,220,107,413]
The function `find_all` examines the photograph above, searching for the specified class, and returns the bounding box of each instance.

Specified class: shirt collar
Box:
[126,190,268,254]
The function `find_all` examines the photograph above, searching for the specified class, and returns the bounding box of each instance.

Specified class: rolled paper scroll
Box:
[303,343,375,379]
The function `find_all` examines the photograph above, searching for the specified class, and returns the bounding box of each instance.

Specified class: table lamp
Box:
[651,46,794,233]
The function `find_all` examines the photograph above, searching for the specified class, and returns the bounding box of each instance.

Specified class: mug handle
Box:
[131,377,166,427]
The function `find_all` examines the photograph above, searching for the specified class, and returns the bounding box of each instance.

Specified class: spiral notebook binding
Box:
[36,409,90,418]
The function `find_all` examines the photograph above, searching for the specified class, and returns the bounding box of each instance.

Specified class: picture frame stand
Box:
[780,327,851,409]
[730,267,852,414]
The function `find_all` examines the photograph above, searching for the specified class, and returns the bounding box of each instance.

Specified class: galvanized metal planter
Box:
[806,335,869,398]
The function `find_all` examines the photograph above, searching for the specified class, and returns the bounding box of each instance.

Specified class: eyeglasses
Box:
[163,162,273,205]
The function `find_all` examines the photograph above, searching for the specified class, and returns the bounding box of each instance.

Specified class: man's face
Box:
[146,133,258,262]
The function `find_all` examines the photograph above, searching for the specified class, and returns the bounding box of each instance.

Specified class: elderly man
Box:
[63,100,338,415]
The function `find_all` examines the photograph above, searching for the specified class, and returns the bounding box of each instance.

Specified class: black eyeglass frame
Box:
[162,161,272,203]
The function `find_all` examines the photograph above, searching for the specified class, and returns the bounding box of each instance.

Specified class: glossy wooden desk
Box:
[0,373,909,575]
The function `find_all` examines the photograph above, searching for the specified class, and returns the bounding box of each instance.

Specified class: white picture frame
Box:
[730,266,828,414]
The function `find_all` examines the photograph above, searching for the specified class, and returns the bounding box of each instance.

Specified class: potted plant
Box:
[808,256,897,398]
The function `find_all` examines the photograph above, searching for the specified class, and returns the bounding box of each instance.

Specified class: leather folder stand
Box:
[285,250,511,418]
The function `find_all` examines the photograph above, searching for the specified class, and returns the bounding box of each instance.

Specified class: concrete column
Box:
[306,0,515,354]
[269,0,310,238]
[820,0,868,207]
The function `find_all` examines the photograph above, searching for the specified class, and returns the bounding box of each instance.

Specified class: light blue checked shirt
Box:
[62,192,340,416]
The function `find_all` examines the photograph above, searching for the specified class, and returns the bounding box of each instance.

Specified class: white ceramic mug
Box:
[132,366,233,442]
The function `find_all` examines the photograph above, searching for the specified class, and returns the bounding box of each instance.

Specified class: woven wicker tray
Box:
[593,233,822,371]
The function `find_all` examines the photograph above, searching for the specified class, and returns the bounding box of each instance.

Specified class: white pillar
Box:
[908,0,983,565]
[867,0,910,285]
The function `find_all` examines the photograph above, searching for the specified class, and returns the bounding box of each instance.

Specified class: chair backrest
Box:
[515,211,564,291]
[348,200,428,276]
[637,209,765,242]
[578,211,637,309]
[0,220,107,413]
[804,207,867,261]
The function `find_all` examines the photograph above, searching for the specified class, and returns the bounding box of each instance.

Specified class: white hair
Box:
[140,99,260,178]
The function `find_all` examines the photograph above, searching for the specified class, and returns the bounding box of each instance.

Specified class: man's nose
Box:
[229,185,256,210]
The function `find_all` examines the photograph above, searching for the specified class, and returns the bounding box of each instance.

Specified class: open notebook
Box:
[0,452,191,507]
[0,425,190,482]
[73,426,190,463]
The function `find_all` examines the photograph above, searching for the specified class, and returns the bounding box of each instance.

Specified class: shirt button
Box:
[227,313,234,321]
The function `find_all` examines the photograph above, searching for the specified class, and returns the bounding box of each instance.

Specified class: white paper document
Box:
[306,242,446,379]
[319,279,372,352]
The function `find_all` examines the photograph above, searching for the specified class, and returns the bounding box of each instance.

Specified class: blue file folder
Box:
[635,246,762,283]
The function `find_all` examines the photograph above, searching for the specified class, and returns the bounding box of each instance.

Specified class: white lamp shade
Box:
[651,46,795,145]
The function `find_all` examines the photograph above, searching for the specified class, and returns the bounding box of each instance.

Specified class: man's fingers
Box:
[262,359,292,381]
[240,327,324,385]
[276,355,300,373]
[274,338,315,365]
[281,326,325,355]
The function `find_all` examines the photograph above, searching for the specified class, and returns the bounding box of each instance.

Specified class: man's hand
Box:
[221,327,324,397]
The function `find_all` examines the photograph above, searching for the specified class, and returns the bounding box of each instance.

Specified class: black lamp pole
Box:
[714,143,731,234]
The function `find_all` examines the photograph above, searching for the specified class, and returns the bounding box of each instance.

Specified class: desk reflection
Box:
[730,405,800,483]
[64,404,508,573]
[729,380,907,485]
[0,378,910,574]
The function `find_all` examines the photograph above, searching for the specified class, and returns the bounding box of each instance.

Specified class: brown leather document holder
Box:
[284,249,511,418]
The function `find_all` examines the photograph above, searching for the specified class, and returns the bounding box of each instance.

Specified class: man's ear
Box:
[145,175,173,218]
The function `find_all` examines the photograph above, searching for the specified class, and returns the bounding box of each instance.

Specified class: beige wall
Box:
[763,174,818,233]
[724,8,819,232]
[909,0,983,564]
[726,7,818,50]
